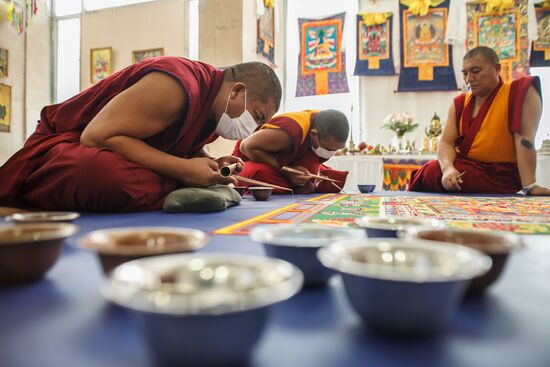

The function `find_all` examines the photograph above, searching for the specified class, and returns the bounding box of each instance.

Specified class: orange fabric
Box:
[261,110,319,145]
[459,82,515,163]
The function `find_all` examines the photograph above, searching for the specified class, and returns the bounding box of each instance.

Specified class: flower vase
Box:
[391,134,405,154]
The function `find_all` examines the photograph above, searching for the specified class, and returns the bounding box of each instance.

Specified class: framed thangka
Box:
[354,13,395,76]
[0,48,7,78]
[296,12,349,97]
[132,48,164,64]
[397,0,457,92]
[467,1,530,81]
[0,84,11,133]
[530,4,550,67]
[90,47,112,84]
[257,5,275,65]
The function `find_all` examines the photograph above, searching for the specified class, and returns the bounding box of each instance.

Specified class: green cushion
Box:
[162,185,242,213]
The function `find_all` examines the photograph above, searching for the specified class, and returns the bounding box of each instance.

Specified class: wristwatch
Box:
[521,182,538,195]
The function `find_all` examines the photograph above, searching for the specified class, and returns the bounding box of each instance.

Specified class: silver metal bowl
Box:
[103,253,303,366]
[79,227,208,274]
[405,227,524,293]
[250,224,365,287]
[0,223,78,285]
[7,211,80,223]
[355,216,442,238]
[318,238,491,334]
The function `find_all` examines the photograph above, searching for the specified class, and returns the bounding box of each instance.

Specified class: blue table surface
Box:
[1,193,550,367]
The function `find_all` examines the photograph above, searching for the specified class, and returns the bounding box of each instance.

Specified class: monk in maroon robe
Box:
[233,110,349,194]
[0,57,282,211]
[409,46,550,196]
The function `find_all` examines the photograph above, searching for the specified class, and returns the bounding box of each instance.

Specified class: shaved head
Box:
[313,109,350,143]
[464,46,499,65]
[225,62,282,111]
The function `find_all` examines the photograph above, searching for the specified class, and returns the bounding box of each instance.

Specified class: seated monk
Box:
[409,46,550,196]
[0,58,282,212]
[233,109,349,194]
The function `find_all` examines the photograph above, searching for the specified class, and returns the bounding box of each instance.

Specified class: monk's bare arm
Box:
[515,85,550,195]
[80,72,235,186]
[438,103,462,191]
[240,129,293,170]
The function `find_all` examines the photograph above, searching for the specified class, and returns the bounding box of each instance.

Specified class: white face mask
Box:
[311,143,337,159]
[216,89,257,140]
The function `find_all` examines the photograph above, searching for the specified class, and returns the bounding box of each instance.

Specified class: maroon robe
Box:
[409,76,540,194]
[232,113,348,194]
[0,57,224,211]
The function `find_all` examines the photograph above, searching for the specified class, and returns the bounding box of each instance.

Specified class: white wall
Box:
[0,0,52,165]
[80,0,187,90]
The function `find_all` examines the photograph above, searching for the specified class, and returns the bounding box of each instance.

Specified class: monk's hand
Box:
[283,165,311,187]
[182,158,237,187]
[441,166,462,192]
[527,185,550,196]
[216,155,244,173]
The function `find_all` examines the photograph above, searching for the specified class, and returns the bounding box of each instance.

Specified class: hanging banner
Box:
[257,4,275,65]
[296,12,349,97]
[354,13,396,76]
[397,0,458,92]
[530,4,550,67]
[466,0,530,81]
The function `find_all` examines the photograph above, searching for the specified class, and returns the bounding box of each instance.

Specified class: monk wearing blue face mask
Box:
[0,58,281,212]
[233,110,350,194]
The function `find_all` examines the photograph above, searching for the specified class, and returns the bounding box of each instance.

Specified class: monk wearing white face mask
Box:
[234,110,350,194]
[0,59,281,212]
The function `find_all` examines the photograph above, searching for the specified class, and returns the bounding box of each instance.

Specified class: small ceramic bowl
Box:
[7,211,80,223]
[0,223,78,285]
[250,186,273,201]
[79,227,208,274]
[250,224,365,287]
[358,184,376,193]
[232,186,247,197]
[405,227,524,293]
[318,238,491,334]
[103,253,303,366]
[355,216,442,238]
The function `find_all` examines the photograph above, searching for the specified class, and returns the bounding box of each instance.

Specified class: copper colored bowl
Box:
[233,186,247,197]
[250,187,273,201]
[0,223,78,285]
[406,228,524,293]
[79,227,209,274]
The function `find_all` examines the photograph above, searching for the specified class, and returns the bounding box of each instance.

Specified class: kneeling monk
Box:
[233,109,349,194]
[409,46,550,195]
[0,58,282,211]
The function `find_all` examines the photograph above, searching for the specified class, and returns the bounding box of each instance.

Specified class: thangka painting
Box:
[296,12,349,96]
[257,5,275,65]
[354,13,395,76]
[467,1,530,81]
[397,0,457,91]
[530,5,550,67]
[0,84,11,133]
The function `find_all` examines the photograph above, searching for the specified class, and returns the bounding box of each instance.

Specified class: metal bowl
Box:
[0,223,78,285]
[357,184,376,193]
[79,227,208,274]
[250,224,365,287]
[7,211,80,223]
[233,186,247,197]
[318,238,491,334]
[405,228,524,293]
[355,216,442,238]
[250,186,273,201]
[103,253,303,366]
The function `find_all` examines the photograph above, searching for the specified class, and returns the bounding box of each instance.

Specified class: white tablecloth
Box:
[326,154,550,192]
